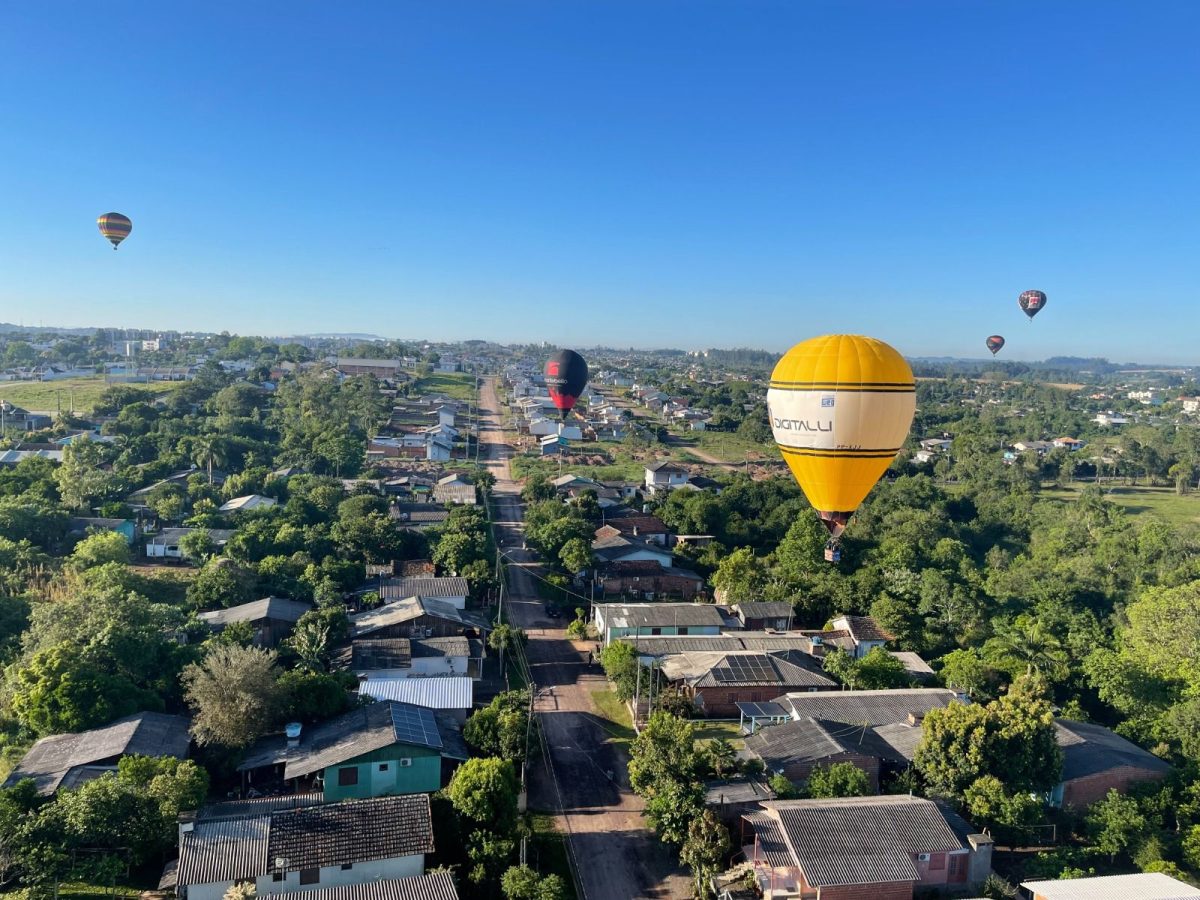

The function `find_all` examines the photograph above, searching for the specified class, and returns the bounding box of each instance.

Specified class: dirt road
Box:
[477,377,690,900]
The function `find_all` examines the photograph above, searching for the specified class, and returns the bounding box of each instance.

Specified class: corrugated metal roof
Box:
[1056,719,1172,781]
[178,814,271,886]
[273,873,459,900]
[359,676,474,710]
[780,689,960,726]
[198,597,311,628]
[599,602,725,630]
[1021,873,1200,899]
[376,577,469,601]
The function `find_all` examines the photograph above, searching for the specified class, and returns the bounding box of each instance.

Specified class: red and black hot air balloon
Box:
[97,212,132,250]
[544,349,588,420]
[1018,290,1046,320]
[986,335,1005,356]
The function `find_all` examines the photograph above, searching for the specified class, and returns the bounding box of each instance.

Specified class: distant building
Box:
[644,461,689,494]
[1051,718,1172,809]
[218,494,278,514]
[1022,872,1200,900]
[198,597,312,647]
[592,602,725,645]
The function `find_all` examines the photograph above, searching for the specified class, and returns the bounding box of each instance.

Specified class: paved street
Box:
[476,376,691,900]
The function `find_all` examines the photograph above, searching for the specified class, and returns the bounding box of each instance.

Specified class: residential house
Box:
[127,468,222,506]
[595,514,671,546]
[1021,872,1200,900]
[219,494,279,514]
[1013,440,1054,455]
[705,777,777,830]
[68,516,138,545]
[829,614,894,659]
[738,688,962,735]
[592,531,675,568]
[1184,398,1200,415]
[0,448,63,465]
[432,475,476,506]
[742,716,919,789]
[146,527,234,560]
[592,602,726,645]
[598,560,705,600]
[1094,412,1130,427]
[357,676,474,723]
[389,503,450,531]
[5,712,190,796]
[270,874,460,900]
[175,793,435,900]
[370,577,470,610]
[237,701,467,800]
[0,402,52,432]
[348,597,490,641]
[528,419,583,440]
[1051,718,1172,809]
[426,436,453,463]
[1053,437,1085,451]
[919,438,953,453]
[539,434,569,456]
[735,602,794,632]
[334,358,406,379]
[198,598,312,647]
[889,651,936,683]
[342,637,483,680]
[644,461,690,494]
[741,795,992,898]
[658,652,836,717]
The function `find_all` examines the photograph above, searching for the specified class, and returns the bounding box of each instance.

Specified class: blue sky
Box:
[1,1,1198,361]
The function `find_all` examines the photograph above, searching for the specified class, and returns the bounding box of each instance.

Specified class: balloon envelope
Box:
[97,212,132,249]
[986,335,1005,355]
[544,350,588,419]
[1018,290,1046,319]
[767,334,916,538]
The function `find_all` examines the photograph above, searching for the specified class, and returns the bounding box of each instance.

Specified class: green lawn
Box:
[1042,483,1200,528]
[510,453,646,484]
[692,721,746,750]
[415,372,478,402]
[0,377,182,414]
[589,689,636,745]
[526,814,579,899]
[670,427,773,464]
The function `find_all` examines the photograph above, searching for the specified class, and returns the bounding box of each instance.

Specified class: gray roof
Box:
[178,795,435,888]
[198,597,312,628]
[780,689,961,726]
[349,596,489,638]
[598,602,725,630]
[197,792,325,822]
[389,504,450,526]
[269,794,434,870]
[68,516,132,532]
[412,636,472,658]
[749,795,972,887]
[432,483,476,505]
[375,577,470,601]
[238,701,463,777]
[1020,873,1200,900]
[5,712,191,795]
[736,602,794,620]
[358,676,474,711]
[744,717,911,772]
[351,638,412,670]
[147,527,234,546]
[273,874,460,900]
[705,777,776,806]
[1056,719,1172,782]
[619,631,822,655]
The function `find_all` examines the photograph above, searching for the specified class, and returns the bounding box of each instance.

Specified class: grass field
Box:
[526,814,579,898]
[0,377,182,414]
[589,689,635,745]
[415,372,477,402]
[510,453,647,484]
[692,721,746,750]
[1042,483,1200,527]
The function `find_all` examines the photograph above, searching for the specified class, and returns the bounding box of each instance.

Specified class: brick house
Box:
[599,560,705,600]
[1051,719,1172,809]
[658,652,836,718]
[741,795,993,899]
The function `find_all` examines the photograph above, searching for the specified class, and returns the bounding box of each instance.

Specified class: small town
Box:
[3,3,1199,899]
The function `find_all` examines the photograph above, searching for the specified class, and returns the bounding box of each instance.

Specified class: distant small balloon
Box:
[1018,290,1046,320]
[97,212,132,250]
[986,335,1005,356]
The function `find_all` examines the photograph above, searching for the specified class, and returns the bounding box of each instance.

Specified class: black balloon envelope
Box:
[544,350,589,419]
[1018,290,1047,320]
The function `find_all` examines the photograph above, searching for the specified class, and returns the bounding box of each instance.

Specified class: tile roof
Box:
[198,597,311,628]
[411,636,471,658]
[358,676,474,712]
[375,577,469,601]
[5,712,190,795]
[349,596,489,638]
[598,602,725,630]
[779,689,960,726]
[389,504,450,525]
[1020,873,1200,899]
[736,602,795,620]
[273,873,460,900]
[757,795,971,887]
[833,614,895,643]
[268,794,434,871]
[744,717,910,771]
[1056,719,1172,781]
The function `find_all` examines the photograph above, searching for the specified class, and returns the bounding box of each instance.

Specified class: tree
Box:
[706,738,737,779]
[55,438,122,511]
[806,762,870,798]
[182,644,283,748]
[224,883,257,900]
[1087,789,1148,863]
[68,530,131,571]
[1122,582,1200,688]
[464,691,531,762]
[187,559,257,609]
[963,775,1045,846]
[179,528,216,562]
[599,639,641,701]
[711,547,767,602]
[501,865,568,900]
[286,618,329,671]
[939,648,992,698]
[191,434,227,485]
[558,537,593,576]
[768,773,799,799]
[984,614,1069,682]
[278,669,355,723]
[643,777,705,845]
[679,809,730,899]
[628,711,700,797]
[447,758,519,832]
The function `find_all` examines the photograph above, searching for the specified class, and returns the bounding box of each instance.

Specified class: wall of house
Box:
[815,882,913,900]
[255,853,424,895]
[608,624,720,644]
[694,686,807,721]
[1060,766,1168,810]
[324,745,443,801]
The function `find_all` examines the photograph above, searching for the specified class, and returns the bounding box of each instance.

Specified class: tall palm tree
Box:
[192,434,226,485]
[985,615,1069,682]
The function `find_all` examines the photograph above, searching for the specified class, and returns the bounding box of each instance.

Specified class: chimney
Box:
[177,811,197,843]
[286,722,302,748]
[906,712,925,727]
[632,526,639,537]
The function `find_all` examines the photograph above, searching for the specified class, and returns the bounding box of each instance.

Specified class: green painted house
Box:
[237,700,468,801]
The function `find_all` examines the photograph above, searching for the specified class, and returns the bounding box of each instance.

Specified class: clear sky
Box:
[1,1,1198,361]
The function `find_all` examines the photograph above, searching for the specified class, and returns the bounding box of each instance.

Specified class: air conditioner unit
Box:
[398,758,413,768]
[917,853,930,862]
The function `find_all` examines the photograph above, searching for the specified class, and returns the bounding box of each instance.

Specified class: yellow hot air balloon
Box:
[767,335,915,557]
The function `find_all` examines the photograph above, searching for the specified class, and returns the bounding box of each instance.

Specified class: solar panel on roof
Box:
[388,704,443,750]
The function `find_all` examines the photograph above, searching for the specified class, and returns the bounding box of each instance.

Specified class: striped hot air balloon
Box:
[767,335,916,558]
[97,212,132,249]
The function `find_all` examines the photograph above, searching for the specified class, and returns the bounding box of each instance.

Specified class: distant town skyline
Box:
[3,2,1199,362]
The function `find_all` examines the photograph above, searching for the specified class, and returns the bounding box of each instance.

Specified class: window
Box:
[929,853,945,871]
[948,853,967,882]
[340,863,353,871]
[650,627,662,636]
[300,869,319,885]
[378,763,389,772]
[337,767,359,786]
[272,873,284,883]
[677,627,689,635]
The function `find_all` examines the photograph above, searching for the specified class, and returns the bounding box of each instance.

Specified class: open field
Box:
[1042,483,1200,527]
[0,377,183,414]
[414,372,477,401]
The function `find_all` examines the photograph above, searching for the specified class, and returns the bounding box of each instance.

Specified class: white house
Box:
[644,461,689,494]
[426,436,453,462]
[145,528,233,560]
[218,495,278,514]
